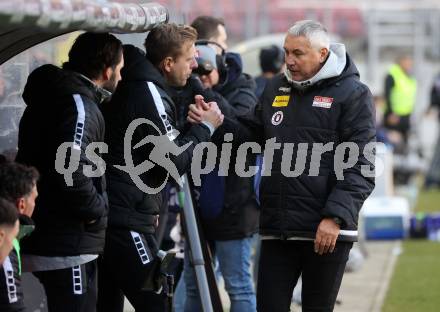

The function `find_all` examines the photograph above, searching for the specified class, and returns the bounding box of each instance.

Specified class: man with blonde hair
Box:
[98,23,223,312]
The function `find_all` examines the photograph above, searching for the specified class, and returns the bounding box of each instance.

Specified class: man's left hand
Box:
[314,218,340,255]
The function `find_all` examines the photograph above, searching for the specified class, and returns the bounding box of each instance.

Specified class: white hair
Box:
[288,20,330,50]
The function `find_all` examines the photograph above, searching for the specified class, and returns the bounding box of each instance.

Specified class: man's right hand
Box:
[187,95,224,129]
[203,101,224,128]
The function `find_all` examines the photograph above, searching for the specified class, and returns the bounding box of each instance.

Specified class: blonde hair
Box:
[145,23,197,66]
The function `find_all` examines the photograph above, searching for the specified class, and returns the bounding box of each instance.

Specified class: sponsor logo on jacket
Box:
[272,95,290,107]
[312,96,333,109]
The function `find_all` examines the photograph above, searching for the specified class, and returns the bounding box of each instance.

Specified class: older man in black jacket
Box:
[200,20,376,312]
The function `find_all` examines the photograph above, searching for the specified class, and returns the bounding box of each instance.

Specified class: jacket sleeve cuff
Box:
[201,121,215,136]
[321,202,353,229]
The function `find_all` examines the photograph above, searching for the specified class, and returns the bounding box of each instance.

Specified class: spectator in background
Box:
[0,161,39,312]
[373,95,391,145]
[255,45,285,98]
[384,55,416,146]
[423,73,440,187]
[428,71,440,118]
[15,32,124,312]
[0,198,19,266]
[191,15,228,52]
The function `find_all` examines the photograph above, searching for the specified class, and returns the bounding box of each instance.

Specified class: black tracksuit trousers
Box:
[97,229,167,312]
[257,240,352,312]
[34,260,98,312]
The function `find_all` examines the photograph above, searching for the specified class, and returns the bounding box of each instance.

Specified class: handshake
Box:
[187,94,224,130]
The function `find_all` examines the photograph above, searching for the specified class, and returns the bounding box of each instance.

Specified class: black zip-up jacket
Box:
[223,52,376,242]
[101,45,212,235]
[16,64,108,256]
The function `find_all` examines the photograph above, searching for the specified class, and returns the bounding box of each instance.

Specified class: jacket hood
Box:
[284,43,358,90]
[215,52,256,94]
[121,44,172,93]
[121,45,148,81]
[224,52,243,84]
[22,64,101,107]
[216,72,256,96]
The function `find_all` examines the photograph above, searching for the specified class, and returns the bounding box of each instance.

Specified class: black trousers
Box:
[34,260,98,312]
[97,229,167,312]
[257,240,352,312]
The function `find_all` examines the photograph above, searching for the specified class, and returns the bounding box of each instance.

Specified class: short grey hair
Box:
[288,20,330,50]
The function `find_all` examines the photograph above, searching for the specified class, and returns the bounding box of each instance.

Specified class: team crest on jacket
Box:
[312,96,333,109]
[271,111,284,125]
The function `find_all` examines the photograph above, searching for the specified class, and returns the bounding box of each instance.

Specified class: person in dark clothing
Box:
[255,44,285,98]
[197,20,376,312]
[180,16,259,312]
[423,73,440,187]
[0,161,39,312]
[15,32,124,312]
[429,72,440,116]
[97,23,223,312]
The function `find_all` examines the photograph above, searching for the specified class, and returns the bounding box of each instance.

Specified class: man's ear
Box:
[0,229,5,246]
[162,57,174,74]
[16,198,25,215]
[102,67,113,81]
[319,48,329,63]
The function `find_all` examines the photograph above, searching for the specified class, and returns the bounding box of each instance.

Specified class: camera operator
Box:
[181,30,259,310]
